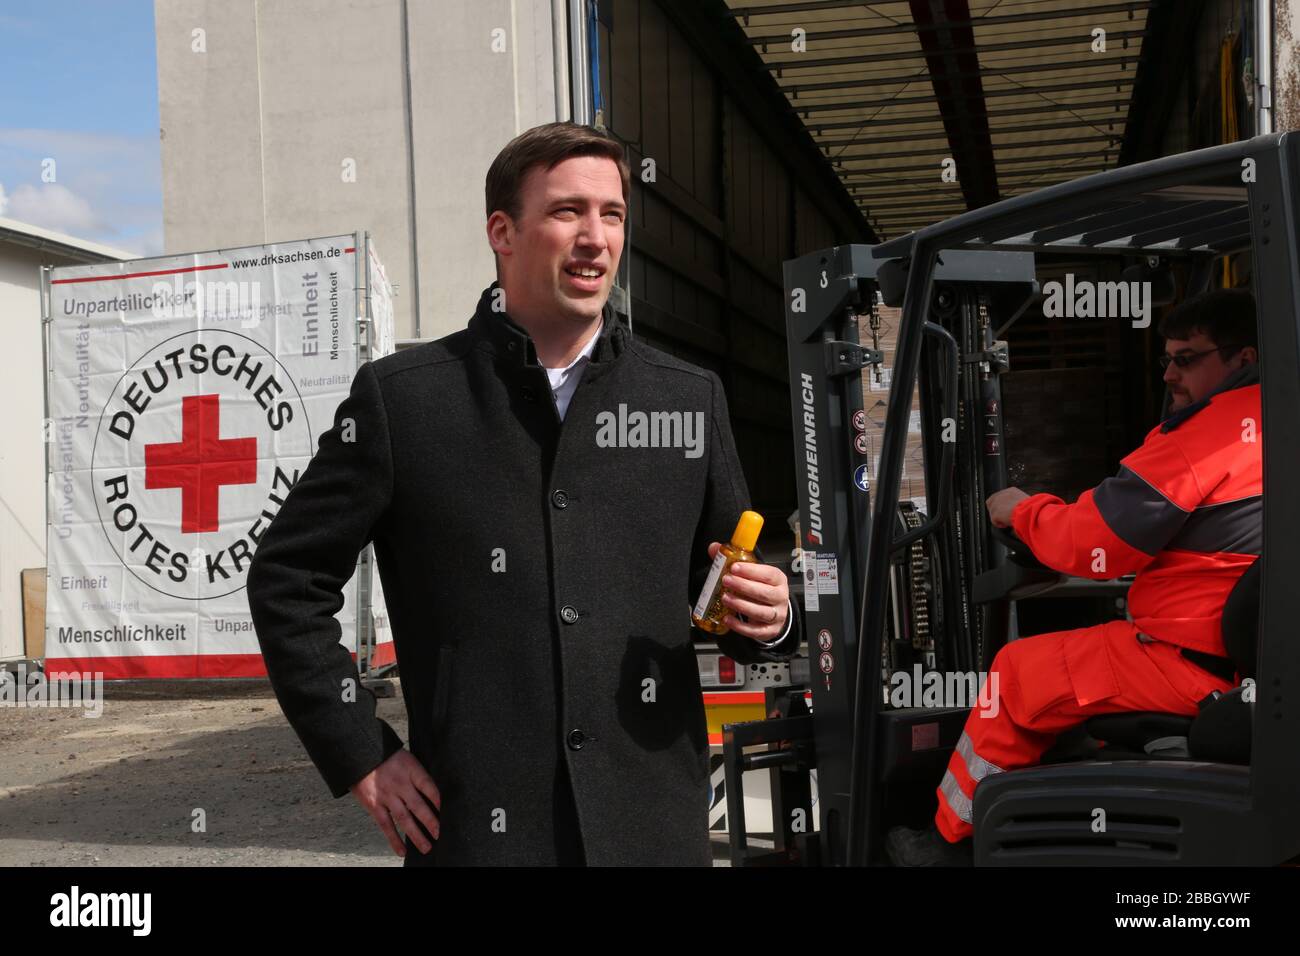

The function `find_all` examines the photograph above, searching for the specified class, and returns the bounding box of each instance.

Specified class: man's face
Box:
[488,155,626,327]
[1161,329,1253,410]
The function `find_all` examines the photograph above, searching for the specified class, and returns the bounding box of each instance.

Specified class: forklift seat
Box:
[1082,558,1259,764]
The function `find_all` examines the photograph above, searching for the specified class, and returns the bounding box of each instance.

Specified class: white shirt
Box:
[541,318,793,648]
[542,318,602,422]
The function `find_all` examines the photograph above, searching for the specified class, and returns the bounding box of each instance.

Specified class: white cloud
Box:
[3,182,104,235]
[0,128,161,255]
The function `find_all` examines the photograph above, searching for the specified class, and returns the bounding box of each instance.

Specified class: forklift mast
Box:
[779,246,1036,866]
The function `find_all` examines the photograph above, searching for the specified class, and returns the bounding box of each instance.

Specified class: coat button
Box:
[522,386,536,402]
[566,729,586,750]
[552,489,568,509]
[507,341,517,351]
[560,604,579,624]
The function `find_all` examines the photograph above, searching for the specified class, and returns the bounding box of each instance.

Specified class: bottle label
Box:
[693,552,730,619]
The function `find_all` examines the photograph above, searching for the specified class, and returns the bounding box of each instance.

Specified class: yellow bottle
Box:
[692,511,764,635]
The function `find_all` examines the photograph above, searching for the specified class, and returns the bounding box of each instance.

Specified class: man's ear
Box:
[486,210,513,259]
[1240,346,1259,366]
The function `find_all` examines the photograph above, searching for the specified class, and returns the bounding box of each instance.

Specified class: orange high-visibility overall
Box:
[935,372,1261,842]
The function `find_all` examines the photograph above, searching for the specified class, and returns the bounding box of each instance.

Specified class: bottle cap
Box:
[731,511,764,551]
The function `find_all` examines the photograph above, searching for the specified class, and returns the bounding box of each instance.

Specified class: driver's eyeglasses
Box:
[1157,346,1239,371]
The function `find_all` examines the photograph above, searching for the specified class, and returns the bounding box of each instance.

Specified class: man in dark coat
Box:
[246,122,801,866]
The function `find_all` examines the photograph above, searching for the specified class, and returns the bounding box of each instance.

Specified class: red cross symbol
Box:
[145,394,257,533]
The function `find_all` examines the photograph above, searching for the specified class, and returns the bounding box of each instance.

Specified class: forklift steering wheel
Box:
[991,525,1052,571]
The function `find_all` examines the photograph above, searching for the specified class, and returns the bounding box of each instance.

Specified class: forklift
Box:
[722,132,1300,866]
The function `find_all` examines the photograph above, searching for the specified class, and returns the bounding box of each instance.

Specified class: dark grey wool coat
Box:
[246,282,801,866]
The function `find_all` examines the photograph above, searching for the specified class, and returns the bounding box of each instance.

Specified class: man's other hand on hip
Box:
[350,750,442,857]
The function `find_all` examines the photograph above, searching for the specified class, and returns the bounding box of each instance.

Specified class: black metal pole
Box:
[846,246,936,865]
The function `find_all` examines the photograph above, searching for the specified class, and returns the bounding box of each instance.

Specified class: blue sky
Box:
[0,1,162,255]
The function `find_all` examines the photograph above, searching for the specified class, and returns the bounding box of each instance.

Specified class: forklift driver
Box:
[887,287,1261,866]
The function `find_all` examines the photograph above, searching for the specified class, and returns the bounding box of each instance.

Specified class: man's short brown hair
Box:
[485,121,631,223]
[1158,288,1259,356]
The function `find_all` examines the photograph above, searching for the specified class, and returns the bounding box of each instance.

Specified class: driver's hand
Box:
[986,487,1030,529]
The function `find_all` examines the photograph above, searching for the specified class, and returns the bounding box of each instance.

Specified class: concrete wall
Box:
[155,0,561,341]
[1277,0,1300,132]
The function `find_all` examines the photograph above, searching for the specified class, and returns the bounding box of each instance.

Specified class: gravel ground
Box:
[0,679,400,866]
[0,678,732,866]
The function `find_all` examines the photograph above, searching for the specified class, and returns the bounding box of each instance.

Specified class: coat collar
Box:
[1161,361,1260,433]
[468,281,629,381]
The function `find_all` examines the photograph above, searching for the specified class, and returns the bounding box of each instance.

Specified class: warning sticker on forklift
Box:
[802,554,819,612]
[816,554,839,595]
[802,552,839,608]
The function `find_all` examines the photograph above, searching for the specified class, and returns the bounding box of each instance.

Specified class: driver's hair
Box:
[1157,288,1258,358]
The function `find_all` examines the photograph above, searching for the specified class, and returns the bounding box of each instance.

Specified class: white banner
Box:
[45,234,365,679]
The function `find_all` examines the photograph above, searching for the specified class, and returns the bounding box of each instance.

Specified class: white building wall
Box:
[156,0,562,341]
[0,246,50,659]
[0,237,130,661]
